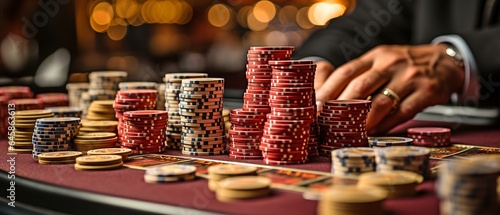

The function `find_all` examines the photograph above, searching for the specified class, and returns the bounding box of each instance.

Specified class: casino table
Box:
[1,120,499,215]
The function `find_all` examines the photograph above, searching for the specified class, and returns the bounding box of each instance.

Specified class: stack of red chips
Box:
[228,109,266,159]
[259,60,318,165]
[121,110,167,155]
[0,86,34,139]
[317,100,371,157]
[407,127,451,147]
[36,93,69,108]
[113,90,158,152]
[228,46,293,159]
[8,99,44,110]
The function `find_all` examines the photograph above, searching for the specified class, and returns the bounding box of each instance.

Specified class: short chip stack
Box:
[8,98,44,110]
[74,132,118,154]
[375,146,430,178]
[9,110,55,154]
[114,90,158,146]
[368,137,413,147]
[180,78,226,156]
[81,71,127,116]
[144,164,197,183]
[331,147,375,177]
[407,127,451,147]
[358,171,424,198]
[118,82,158,90]
[36,93,69,108]
[74,155,123,170]
[87,148,132,161]
[164,73,208,150]
[207,164,258,191]
[32,117,81,159]
[318,100,371,157]
[216,176,272,202]
[317,186,387,215]
[437,157,500,215]
[0,86,34,139]
[87,100,117,121]
[79,120,118,134]
[66,83,89,108]
[120,110,167,154]
[229,109,266,159]
[45,107,83,118]
[37,151,83,164]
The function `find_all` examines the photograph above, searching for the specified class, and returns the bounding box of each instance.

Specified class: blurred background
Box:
[0,0,354,94]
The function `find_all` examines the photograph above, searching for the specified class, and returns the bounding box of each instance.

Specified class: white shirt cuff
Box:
[432,35,480,105]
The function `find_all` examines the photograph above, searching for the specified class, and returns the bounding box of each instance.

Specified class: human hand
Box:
[314,61,335,91]
[315,44,465,134]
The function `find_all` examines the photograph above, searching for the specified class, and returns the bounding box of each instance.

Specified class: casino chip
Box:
[318,100,371,157]
[120,110,168,154]
[74,155,123,170]
[407,127,451,147]
[163,73,208,150]
[81,71,127,117]
[437,156,500,215]
[317,185,387,215]
[9,110,55,153]
[229,108,266,159]
[66,83,89,108]
[87,100,117,121]
[143,164,197,183]
[114,90,159,151]
[254,58,320,164]
[37,151,83,164]
[216,176,271,202]
[207,164,258,191]
[0,86,34,139]
[74,132,118,154]
[375,146,431,179]
[36,93,69,108]
[79,120,118,134]
[368,137,413,147]
[9,98,43,110]
[32,117,81,159]
[45,106,83,118]
[119,82,158,90]
[87,148,132,161]
[179,78,227,156]
[358,171,423,198]
[331,147,375,177]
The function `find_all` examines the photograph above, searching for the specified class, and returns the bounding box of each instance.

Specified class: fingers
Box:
[314,61,335,91]
[337,68,390,100]
[316,58,372,103]
[369,91,429,135]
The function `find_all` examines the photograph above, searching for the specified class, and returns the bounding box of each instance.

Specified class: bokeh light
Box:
[92,2,114,26]
[296,7,314,29]
[208,4,232,28]
[247,11,268,31]
[115,0,138,19]
[309,2,346,26]
[253,1,276,23]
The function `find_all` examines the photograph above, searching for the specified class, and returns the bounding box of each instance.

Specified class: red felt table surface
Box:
[1,120,499,214]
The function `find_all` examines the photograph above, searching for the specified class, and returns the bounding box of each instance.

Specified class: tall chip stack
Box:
[407,127,452,147]
[163,73,208,150]
[258,60,317,165]
[318,100,371,157]
[66,83,89,108]
[36,93,69,108]
[437,156,500,215]
[113,90,158,152]
[81,71,127,117]
[375,146,431,179]
[0,86,34,139]
[179,78,226,156]
[268,59,320,159]
[228,46,292,159]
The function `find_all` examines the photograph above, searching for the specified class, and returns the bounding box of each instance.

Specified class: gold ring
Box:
[381,88,400,109]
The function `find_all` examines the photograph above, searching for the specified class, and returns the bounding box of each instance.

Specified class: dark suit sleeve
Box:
[294,0,413,67]
[458,29,500,105]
